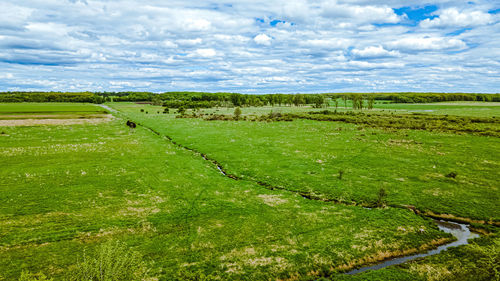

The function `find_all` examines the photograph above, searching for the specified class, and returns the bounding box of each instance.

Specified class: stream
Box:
[346,220,479,274]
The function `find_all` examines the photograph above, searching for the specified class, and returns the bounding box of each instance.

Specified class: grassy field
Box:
[372,101,500,117]
[0,103,108,119]
[175,101,500,118]
[113,102,499,222]
[1,101,499,280]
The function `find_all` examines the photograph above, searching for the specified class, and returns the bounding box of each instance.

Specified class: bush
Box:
[18,271,53,281]
[72,240,149,281]
[376,187,387,208]
[445,172,457,178]
[234,107,242,119]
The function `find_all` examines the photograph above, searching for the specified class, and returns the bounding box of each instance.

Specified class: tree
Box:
[376,187,387,208]
[151,94,162,106]
[234,107,242,119]
[342,95,348,108]
[313,95,325,108]
[368,96,374,110]
[178,107,186,115]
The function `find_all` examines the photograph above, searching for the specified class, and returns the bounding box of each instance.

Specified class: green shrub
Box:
[72,240,148,281]
[18,271,53,281]
[377,187,387,208]
[234,107,242,119]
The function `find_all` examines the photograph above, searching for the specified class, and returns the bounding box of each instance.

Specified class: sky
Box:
[0,0,499,93]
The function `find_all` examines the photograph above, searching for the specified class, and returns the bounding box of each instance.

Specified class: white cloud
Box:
[0,3,32,30]
[192,48,217,57]
[254,34,272,46]
[352,46,400,58]
[321,3,402,23]
[387,37,467,52]
[301,38,351,49]
[183,18,212,31]
[177,38,203,46]
[348,60,405,69]
[420,8,495,28]
[0,0,498,93]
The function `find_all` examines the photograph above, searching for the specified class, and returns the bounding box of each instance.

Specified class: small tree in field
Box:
[178,107,186,115]
[151,95,162,106]
[376,187,387,208]
[368,96,374,110]
[234,107,242,120]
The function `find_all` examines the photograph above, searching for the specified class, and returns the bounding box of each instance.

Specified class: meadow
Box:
[0,103,107,118]
[0,101,498,280]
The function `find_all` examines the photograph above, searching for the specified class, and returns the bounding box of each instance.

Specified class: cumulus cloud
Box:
[301,38,351,49]
[351,46,400,58]
[387,37,467,52]
[321,3,402,23]
[192,48,217,58]
[254,34,272,46]
[420,8,495,28]
[0,0,498,92]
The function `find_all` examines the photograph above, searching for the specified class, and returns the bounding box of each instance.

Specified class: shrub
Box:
[178,107,186,115]
[445,172,457,178]
[338,170,344,180]
[376,187,387,208]
[18,271,53,281]
[234,107,242,119]
[72,240,149,281]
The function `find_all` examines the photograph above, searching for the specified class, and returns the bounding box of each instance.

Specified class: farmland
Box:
[0,101,499,280]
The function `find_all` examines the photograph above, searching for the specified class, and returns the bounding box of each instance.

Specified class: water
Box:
[346,220,479,275]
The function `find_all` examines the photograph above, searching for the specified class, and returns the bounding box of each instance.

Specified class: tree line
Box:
[0,92,104,103]
[1,91,498,106]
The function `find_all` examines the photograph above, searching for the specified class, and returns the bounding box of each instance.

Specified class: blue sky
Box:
[0,0,499,93]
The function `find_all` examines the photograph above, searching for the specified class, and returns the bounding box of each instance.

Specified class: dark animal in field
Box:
[126,120,137,129]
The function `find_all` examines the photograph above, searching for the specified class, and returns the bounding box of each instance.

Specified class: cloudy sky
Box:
[1,1,499,93]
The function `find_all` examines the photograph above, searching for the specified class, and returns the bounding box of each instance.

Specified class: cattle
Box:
[126,120,137,129]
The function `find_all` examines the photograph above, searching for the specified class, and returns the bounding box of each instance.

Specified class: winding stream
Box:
[346,220,479,274]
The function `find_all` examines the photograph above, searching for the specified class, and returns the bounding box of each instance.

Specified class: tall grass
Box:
[72,241,148,281]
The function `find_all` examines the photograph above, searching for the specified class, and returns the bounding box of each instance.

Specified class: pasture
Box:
[0,101,498,280]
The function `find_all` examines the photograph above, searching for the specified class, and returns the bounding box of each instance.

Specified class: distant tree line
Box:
[0,92,104,103]
[325,92,500,103]
[1,91,498,105]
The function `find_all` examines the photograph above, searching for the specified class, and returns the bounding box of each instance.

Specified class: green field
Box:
[1,101,499,280]
[0,103,108,119]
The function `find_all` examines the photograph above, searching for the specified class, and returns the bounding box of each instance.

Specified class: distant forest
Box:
[0,91,499,107]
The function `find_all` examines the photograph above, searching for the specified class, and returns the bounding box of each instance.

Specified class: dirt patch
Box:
[0,115,113,127]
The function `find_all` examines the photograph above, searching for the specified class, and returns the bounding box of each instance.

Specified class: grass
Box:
[0,103,107,119]
[175,101,499,118]
[112,102,499,222]
[1,101,498,280]
[0,111,451,280]
[372,101,500,118]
